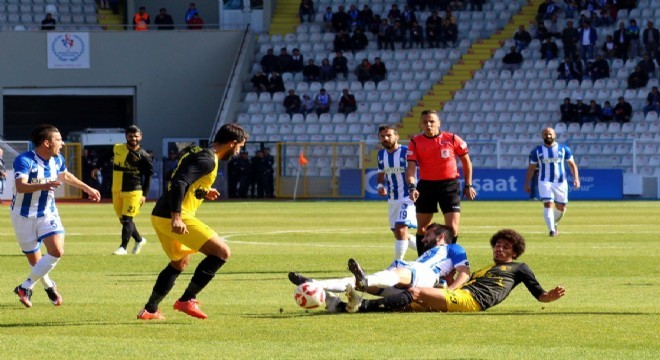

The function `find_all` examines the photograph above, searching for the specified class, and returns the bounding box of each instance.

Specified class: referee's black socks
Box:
[416,234,425,257]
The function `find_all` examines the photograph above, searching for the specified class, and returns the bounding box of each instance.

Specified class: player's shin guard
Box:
[131,222,143,242]
[407,234,417,251]
[415,234,425,257]
[180,255,225,302]
[543,207,555,232]
[145,264,182,313]
[362,291,413,312]
[367,271,400,288]
[120,216,135,249]
[40,274,55,289]
[315,277,354,292]
[553,208,565,224]
[22,254,60,290]
[394,239,408,261]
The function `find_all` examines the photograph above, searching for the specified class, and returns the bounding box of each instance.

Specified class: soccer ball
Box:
[293,283,325,309]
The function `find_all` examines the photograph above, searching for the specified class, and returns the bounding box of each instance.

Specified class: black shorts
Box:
[415,179,461,214]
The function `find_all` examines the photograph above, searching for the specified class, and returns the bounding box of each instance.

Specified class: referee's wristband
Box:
[408,183,416,191]
[377,183,385,190]
[464,184,473,188]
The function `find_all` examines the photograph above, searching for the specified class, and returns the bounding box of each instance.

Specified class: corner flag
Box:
[299,152,308,166]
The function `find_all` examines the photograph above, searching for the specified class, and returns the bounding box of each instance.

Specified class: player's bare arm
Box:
[205,188,220,200]
[524,163,537,193]
[376,172,387,196]
[14,177,62,193]
[567,160,580,189]
[58,171,101,201]
[538,286,566,302]
[448,265,471,290]
[170,212,188,234]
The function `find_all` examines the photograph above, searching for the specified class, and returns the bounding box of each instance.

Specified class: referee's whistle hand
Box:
[464,188,477,200]
[409,190,419,202]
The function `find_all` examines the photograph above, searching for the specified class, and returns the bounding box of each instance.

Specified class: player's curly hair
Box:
[490,229,526,259]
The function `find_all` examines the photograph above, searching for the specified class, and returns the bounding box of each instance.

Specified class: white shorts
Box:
[388,260,439,288]
[388,199,417,230]
[11,212,65,254]
[538,181,568,204]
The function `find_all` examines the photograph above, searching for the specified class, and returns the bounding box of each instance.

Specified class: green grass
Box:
[0,201,658,359]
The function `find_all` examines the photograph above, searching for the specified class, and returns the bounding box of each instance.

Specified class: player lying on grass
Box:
[336,229,566,313]
[288,223,471,312]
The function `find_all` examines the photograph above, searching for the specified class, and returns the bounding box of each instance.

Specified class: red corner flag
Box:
[299,152,308,166]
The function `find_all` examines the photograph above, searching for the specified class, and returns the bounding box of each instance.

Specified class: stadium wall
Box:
[0,30,244,159]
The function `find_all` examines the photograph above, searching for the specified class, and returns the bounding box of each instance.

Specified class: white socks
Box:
[543,207,555,232]
[22,254,60,290]
[40,274,55,289]
[366,271,400,288]
[554,208,565,225]
[316,271,402,292]
[394,239,408,261]
[407,234,417,250]
[314,277,355,293]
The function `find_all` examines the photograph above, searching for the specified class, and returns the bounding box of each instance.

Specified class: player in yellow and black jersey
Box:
[111,125,154,256]
[342,229,566,313]
[137,123,248,321]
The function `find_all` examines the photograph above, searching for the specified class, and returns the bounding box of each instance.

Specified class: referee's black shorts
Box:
[415,179,461,214]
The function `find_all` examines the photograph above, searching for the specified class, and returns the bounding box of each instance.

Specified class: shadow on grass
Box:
[455,311,655,316]
[0,320,186,328]
[242,310,656,319]
[106,270,340,281]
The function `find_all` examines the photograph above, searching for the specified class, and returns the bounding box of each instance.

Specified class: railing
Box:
[209,25,253,142]
[5,23,236,31]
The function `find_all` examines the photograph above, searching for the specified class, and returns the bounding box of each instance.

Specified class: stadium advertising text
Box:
[365,169,623,200]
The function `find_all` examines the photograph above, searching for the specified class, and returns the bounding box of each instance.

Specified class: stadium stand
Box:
[230,0,660,178]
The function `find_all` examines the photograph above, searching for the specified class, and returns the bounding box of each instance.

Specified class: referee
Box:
[406,110,476,255]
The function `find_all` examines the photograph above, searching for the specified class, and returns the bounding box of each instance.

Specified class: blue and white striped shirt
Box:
[378,145,409,201]
[529,143,574,183]
[392,243,469,277]
[11,151,67,218]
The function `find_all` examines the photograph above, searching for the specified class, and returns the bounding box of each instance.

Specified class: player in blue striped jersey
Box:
[376,125,417,261]
[287,224,471,312]
[11,124,100,308]
[525,127,580,237]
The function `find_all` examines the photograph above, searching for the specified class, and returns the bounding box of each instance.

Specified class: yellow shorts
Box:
[113,190,143,218]
[442,289,482,312]
[151,215,217,261]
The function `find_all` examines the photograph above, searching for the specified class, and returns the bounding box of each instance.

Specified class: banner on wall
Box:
[365,168,623,200]
[47,32,90,69]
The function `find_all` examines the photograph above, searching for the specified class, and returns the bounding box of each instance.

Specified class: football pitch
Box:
[0,200,658,359]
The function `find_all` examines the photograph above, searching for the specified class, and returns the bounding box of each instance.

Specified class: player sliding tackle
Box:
[288,223,471,312]
[339,229,566,313]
